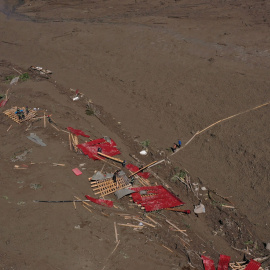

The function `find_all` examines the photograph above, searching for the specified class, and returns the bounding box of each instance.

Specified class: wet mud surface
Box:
[0,0,270,269]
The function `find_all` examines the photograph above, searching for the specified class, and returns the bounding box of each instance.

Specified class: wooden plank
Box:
[69,133,72,151]
[165,208,191,214]
[162,245,173,253]
[74,196,93,208]
[70,133,78,152]
[43,112,46,128]
[74,135,79,145]
[50,123,60,131]
[166,219,188,237]
[83,204,92,213]
[128,161,157,178]
[132,217,155,228]
[114,222,118,243]
[145,215,160,226]
[7,125,12,132]
[117,223,142,228]
[97,152,124,163]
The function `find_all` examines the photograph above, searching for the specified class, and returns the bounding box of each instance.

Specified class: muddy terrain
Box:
[0,0,270,269]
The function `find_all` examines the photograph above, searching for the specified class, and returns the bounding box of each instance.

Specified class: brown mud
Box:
[0,0,270,269]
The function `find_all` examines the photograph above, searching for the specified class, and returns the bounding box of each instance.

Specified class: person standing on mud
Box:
[20,109,25,120]
[113,170,120,188]
[15,108,22,120]
[171,143,178,153]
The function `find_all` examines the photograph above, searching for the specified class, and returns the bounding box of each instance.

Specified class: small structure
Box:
[90,170,131,197]
[3,106,36,124]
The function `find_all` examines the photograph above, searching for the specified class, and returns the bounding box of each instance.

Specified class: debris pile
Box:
[1,65,269,270]
[29,66,52,75]
[90,170,131,197]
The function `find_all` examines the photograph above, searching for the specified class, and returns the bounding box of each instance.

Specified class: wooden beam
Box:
[83,204,92,213]
[114,222,118,243]
[117,223,142,228]
[97,152,124,163]
[70,133,78,152]
[128,161,157,178]
[69,133,72,151]
[5,89,9,100]
[74,196,93,208]
[162,245,173,253]
[7,125,12,132]
[166,219,188,237]
[132,217,155,228]
[43,112,46,128]
[145,215,161,226]
[165,208,191,214]
[73,135,79,145]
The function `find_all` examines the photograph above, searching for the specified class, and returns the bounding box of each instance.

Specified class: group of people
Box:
[171,140,182,153]
[15,106,29,120]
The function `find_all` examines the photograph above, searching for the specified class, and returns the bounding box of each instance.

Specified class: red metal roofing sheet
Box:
[77,139,120,160]
[67,127,90,137]
[131,186,184,212]
[244,260,261,270]
[201,256,215,270]
[217,255,230,270]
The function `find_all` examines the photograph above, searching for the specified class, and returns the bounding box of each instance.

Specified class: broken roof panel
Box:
[91,171,106,181]
[27,133,46,146]
[131,185,184,212]
[77,138,120,160]
[105,173,114,179]
[67,127,90,138]
[85,195,113,208]
[115,188,135,199]
[244,260,261,270]
[217,255,230,270]
[201,256,216,270]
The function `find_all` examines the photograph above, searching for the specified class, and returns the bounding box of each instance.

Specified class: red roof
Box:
[131,185,184,212]
[77,138,120,160]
